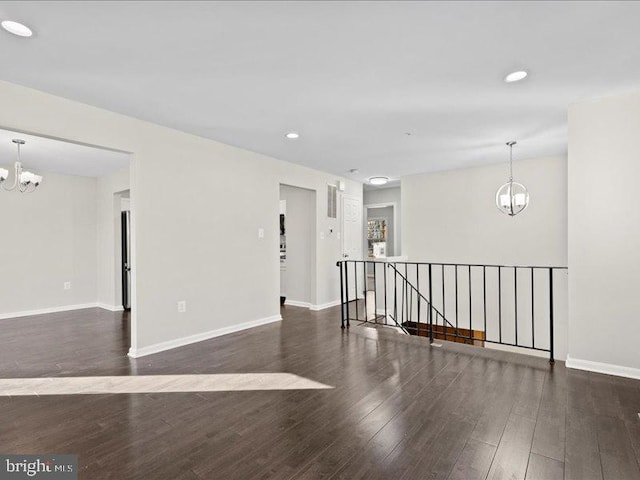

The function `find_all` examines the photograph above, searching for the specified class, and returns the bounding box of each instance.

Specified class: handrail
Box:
[336,259,564,363]
[386,263,458,333]
[384,260,567,270]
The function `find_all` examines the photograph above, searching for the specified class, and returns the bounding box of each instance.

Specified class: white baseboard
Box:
[128,314,283,358]
[97,303,125,312]
[310,299,341,311]
[284,299,341,311]
[566,355,640,380]
[284,299,311,308]
[0,303,100,320]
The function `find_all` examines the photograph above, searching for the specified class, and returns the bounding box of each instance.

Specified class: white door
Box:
[342,195,362,260]
[342,195,363,299]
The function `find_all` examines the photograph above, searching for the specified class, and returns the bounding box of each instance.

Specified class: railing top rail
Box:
[336,259,567,270]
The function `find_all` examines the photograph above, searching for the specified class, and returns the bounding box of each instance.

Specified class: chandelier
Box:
[0,139,43,193]
[495,141,528,216]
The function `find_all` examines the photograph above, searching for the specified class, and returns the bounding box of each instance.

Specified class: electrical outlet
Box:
[177,301,186,313]
[320,231,325,240]
[258,228,265,239]
[64,282,71,290]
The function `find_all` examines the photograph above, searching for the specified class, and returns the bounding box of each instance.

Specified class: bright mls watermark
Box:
[0,455,77,479]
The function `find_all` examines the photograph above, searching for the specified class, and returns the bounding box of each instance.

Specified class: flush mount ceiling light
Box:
[369,176,389,186]
[504,70,528,83]
[0,139,43,193]
[285,132,299,139]
[1,20,33,37]
[495,141,528,216]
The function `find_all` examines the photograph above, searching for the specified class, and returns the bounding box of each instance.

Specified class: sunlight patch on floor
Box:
[0,373,333,396]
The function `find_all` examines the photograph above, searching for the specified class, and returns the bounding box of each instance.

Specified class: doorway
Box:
[364,203,397,259]
[121,198,131,311]
[279,185,316,308]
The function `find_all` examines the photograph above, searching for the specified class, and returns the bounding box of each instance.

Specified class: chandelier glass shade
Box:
[495,141,528,216]
[0,139,43,193]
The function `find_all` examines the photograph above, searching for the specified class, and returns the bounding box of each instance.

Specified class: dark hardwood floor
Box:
[1,306,640,479]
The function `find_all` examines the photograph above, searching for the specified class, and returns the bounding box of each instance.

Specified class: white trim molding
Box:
[283,299,341,311]
[310,299,341,311]
[0,303,100,320]
[128,314,283,358]
[566,355,640,380]
[97,303,125,312]
[284,299,311,309]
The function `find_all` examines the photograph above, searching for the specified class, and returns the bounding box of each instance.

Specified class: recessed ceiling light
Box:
[1,20,33,37]
[369,177,389,186]
[504,70,528,83]
[285,132,299,139]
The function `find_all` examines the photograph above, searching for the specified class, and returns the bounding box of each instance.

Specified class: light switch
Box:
[258,228,265,238]
[320,231,325,240]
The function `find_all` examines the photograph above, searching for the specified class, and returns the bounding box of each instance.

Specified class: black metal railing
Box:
[337,260,567,363]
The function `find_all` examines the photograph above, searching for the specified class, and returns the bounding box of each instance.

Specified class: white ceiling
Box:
[0,129,129,177]
[1,1,639,182]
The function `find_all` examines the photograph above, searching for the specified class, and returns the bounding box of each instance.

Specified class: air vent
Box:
[327,184,337,218]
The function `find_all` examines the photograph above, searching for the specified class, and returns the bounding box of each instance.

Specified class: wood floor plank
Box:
[525,453,564,480]
[596,415,640,480]
[564,369,604,480]
[2,306,640,479]
[447,438,496,480]
[486,413,536,480]
[531,366,567,462]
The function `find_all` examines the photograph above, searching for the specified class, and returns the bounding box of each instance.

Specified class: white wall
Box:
[0,80,361,355]
[96,167,130,310]
[0,171,97,317]
[402,156,568,359]
[567,92,640,376]
[280,185,316,306]
[363,186,401,255]
[403,156,567,266]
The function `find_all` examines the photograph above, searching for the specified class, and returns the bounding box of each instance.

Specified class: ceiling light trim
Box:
[369,176,389,186]
[1,20,33,37]
[504,70,528,83]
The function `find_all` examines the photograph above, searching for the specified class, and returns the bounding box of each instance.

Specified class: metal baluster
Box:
[402,270,406,326]
[468,265,472,344]
[483,266,487,344]
[498,266,502,343]
[363,262,368,323]
[410,288,414,330]
[549,268,555,364]
[416,264,420,328]
[405,263,409,328]
[393,264,397,327]
[354,261,359,321]
[442,265,446,342]
[373,262,378,324]
[531,267,535,348]
[384,261,388,325]
[345,261,350,328]
[339,261,345,329]
[455,265,459,339]
[428,263,433,344]
[514,266,518,346]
